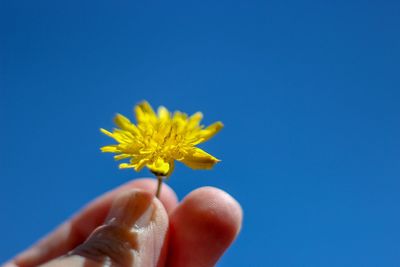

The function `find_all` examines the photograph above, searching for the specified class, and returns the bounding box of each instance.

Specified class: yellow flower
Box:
[100,101,223,177]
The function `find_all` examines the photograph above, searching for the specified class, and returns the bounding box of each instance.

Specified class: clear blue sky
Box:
[1,1,400,266]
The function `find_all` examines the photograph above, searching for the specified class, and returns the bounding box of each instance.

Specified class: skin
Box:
[3,178,243,267]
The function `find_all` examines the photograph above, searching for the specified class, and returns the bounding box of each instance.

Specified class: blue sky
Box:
[1,0,400,266]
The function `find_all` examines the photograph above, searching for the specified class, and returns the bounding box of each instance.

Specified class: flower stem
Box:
[155,176,163,198]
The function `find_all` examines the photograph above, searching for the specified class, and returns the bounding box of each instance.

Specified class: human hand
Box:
[4,178,242,267]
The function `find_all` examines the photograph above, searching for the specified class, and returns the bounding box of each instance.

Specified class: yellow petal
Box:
[114,113,139,135]
[119,163,135,169]
[172,111,188,122]
[187,112,203,129]
[114,154,131,160]
[181,148,220,170]
[147,157,171,176]
[119,157,149,171]
[199,121,224,142]
[121,142,143,155]
[157,106,171,121]
[112,129,134,143]
[130,157,149,171]
[101,128,132,144]
[134,101,157,124]
[100,145,120,153]
[100,128,114,138]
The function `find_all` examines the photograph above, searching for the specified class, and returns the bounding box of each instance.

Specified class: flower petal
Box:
[100,127,133,144]
[157,106,171,121]
[114,113,139,135]
[114,154,131,160]
[100,128,114,138]
[119,157,149,171]
[119,163,135,169]
[131,157,149,171]
[181,148,220,170]
[187,112,203,129]
[100,145,120,153]
[199,121,224,142]
[172,111,188,122]
[111,130,134,144]
[134,101,157,124]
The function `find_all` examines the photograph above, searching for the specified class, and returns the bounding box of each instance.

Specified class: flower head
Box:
[100,101,223,177]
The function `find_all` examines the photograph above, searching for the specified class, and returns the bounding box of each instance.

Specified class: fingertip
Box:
[168,186,243,267]
[178,186,242,243]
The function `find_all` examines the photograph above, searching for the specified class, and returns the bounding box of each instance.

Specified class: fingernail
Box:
[106,190,154,230]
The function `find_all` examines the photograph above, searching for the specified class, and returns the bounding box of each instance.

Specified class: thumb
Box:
[41,190,169,267]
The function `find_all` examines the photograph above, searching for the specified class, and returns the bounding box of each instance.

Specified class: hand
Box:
[4,178,243,267]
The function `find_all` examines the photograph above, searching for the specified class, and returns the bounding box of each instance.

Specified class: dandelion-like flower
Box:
[100,101,223,196]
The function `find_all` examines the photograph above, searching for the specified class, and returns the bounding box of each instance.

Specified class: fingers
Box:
[167,187,243,267]
[8,182,243,267]
[41,190,169,267]
[13,178,177,267]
